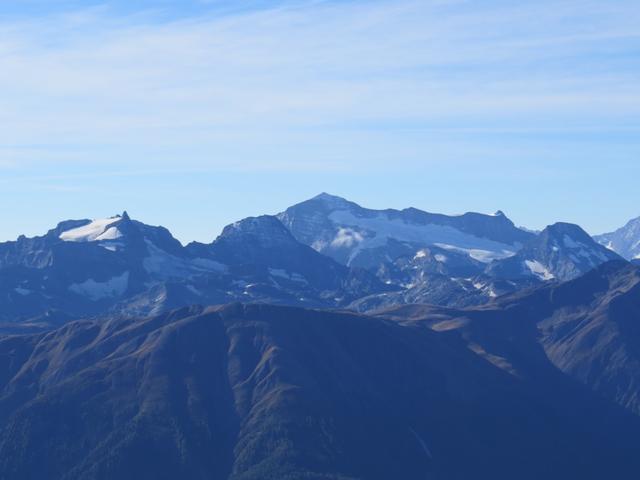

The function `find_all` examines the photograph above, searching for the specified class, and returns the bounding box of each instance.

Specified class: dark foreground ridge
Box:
[1,301,640,479]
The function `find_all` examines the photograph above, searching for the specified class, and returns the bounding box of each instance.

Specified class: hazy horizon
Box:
[1,0,639,242]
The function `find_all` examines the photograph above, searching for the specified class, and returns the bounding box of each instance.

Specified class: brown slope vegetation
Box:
[1,303,639,479]
[380,260,640,416]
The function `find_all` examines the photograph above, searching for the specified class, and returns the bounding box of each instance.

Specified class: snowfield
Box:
[60,217,123,243]
[327,209,517,264]
[524,260,555,280]
[69,271,130,301]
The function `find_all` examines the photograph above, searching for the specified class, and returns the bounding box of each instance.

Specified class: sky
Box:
[0,0,639,243]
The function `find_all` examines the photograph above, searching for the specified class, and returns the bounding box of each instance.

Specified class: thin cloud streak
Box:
[0,0,638,171]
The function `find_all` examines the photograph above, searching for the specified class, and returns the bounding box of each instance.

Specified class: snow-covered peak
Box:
[54,212,187,256]
[278,194,534,274]
[59,216,123,243]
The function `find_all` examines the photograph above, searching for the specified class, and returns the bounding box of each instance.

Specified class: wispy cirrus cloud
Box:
[0,0,638,173]
[0,0,638,244]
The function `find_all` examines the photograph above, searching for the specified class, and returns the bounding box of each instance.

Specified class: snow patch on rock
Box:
[69,271,129,301]
[414,250,427,259]
[330,227,364,248]
[435,243,514,263]
[143,241,226,279]
[269,268,308,284]
[524,260,555,281]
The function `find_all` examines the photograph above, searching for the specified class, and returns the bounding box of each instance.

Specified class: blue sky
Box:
[1,0,639,243]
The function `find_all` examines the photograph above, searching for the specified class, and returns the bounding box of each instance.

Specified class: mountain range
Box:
[0,193,630,324]
[2,265,640,479]
[2,194,640,479]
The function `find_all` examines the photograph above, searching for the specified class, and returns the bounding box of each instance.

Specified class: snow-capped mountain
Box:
[0,196,631,322]
[3,204,640,480]
[276,193,542,307]
[0,212,385,321]
[486,222,622,282]
[0,212,223,320]
[275,194,625,310]
[595,216,640,260]
[278,194,533,271]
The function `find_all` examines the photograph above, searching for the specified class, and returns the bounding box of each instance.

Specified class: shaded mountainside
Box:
[380,260,640,417]
[202,215,385,298]
[1,303,640,479]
